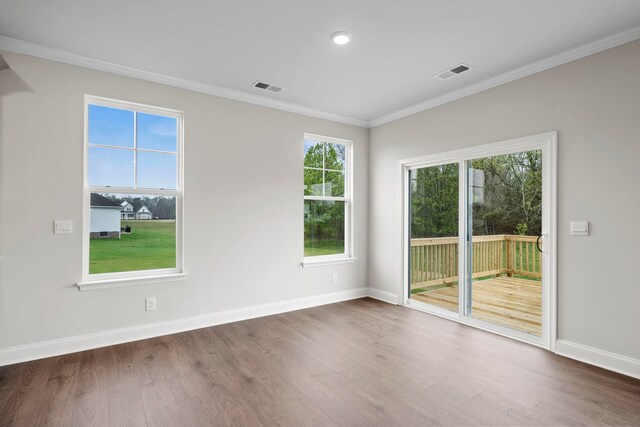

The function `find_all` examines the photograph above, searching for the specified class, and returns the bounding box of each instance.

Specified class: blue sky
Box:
[137,112,177,152]
[88,105,134,148]
[88,104,177,189]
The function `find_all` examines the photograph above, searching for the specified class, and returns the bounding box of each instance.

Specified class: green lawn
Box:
[90,220,176,274]
[304,240,344,257]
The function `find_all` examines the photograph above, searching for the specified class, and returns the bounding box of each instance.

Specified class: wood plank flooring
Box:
[1,298,639,426]
[413,277,542,335]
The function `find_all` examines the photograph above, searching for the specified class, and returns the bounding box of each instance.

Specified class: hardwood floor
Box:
[1,298,639,426]
[413,277,542,335]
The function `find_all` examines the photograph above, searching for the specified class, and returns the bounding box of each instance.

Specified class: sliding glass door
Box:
[408,163,460,313]
[466,150,543,336]
[404,133,555,347]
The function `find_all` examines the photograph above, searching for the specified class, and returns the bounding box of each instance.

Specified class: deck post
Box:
[506,237,513,277]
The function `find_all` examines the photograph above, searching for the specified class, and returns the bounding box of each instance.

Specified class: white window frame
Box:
[78,95,186,290]
[302,133,355,267]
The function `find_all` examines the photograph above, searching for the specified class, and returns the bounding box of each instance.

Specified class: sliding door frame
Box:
[398,132,557,350]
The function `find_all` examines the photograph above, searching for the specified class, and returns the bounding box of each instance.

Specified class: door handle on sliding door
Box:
[536,234,546,253]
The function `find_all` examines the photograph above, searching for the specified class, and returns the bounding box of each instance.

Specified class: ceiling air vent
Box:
[253,81,284,93]
[434,64,471,80]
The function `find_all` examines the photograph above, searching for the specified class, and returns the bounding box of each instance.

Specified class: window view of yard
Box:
[303,138,348,257]
[90,220,176,274]
[304,241,345,257]
[86,101,181,277]
[304,199,345,257]
[89,192,177,274]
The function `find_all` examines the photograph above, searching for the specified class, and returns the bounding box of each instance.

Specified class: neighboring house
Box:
[120,201,135,220]
[136,206,152,220]
[90,194,121,239]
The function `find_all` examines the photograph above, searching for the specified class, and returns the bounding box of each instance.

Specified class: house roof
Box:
[90,193,121,208]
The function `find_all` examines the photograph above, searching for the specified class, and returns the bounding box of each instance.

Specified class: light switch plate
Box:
[570,221,589,236]
[54,220,73,234]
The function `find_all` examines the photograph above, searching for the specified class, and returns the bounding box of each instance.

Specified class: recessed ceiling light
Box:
[330,31,351,45]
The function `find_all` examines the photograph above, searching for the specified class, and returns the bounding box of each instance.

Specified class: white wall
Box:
[2,39,639,374]
[369,41,640,361]
[90,208,120,233]
[0,53,368,354]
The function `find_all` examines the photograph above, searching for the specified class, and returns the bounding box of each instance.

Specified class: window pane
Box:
[304,168,323,196]
[304,200,345,257]
[325,171,345,197]
[137,151,177,189]
[88,147,134,188]
[408,163,459,313]
[137,112,177,152]
[324,143,345,171]
[468,151,543,336]
[304,140,323,168]
[88,104,134,148]
[89,193,176,274]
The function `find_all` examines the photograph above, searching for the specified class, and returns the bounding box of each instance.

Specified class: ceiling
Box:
[1,0,640,126]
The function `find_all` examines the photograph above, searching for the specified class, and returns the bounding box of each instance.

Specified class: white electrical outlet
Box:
[332,273,339,284]
[145,297,156,311]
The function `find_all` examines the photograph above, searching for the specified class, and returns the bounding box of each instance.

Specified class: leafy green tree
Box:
[410,164,459,238]
[470,151,542,236]
[304,143,346,249]
[410,151,542,238]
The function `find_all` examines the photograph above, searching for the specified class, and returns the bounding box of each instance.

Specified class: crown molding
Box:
[369,25,640,128]
[2,24,640,130]
[0,35,369,128]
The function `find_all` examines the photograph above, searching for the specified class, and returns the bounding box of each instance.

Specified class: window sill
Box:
[77,273,188,291]
[301,257,357,268]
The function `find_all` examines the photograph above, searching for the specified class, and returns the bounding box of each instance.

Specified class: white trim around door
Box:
[397,132,558,350]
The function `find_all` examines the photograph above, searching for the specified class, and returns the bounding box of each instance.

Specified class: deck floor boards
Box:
[412,276,542,335]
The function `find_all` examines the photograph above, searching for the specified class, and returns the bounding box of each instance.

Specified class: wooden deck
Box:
[412,276,542,336]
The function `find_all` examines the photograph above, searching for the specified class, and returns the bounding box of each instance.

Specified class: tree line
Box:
[411,151,542,238]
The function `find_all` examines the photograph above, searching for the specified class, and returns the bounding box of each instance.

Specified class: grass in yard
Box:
[304,240,344,257]
[90,220,176,274]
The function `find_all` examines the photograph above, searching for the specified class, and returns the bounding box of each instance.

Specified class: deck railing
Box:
[410,235,541,289]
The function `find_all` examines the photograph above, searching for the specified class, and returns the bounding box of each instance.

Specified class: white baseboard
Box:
[367,288,399,305]
[555,339,640,380]
[5,289,638,383]
[0,287,368,367]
